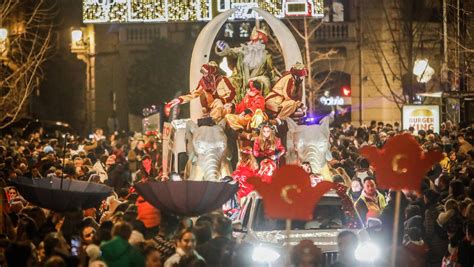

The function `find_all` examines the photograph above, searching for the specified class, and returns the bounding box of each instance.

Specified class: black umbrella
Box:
[11,176,113,213]
[134,180,238,217]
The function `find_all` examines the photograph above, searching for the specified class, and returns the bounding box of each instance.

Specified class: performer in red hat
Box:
[164,61,235,122]
[225,80,266,135]
[265,62,307,120]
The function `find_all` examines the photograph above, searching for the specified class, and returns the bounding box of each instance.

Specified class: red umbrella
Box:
[134,180,238,217]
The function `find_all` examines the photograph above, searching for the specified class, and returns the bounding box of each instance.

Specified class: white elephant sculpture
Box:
[185,120,232,181]
[286,113,333,176]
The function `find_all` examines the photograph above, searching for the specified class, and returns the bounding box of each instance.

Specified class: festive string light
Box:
[83,0,324,23]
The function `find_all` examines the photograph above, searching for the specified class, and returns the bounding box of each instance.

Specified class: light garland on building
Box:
[83,0,324,23]
[130,0,166,21]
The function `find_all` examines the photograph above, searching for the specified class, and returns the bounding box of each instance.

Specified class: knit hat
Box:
[128,230,145,245]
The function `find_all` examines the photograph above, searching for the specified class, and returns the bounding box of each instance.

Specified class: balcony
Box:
[314,22,357,42]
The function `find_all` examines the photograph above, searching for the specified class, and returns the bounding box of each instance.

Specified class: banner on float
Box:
[402,105,440,133]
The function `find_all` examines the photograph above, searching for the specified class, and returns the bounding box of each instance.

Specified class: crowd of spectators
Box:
[0,118,472,267]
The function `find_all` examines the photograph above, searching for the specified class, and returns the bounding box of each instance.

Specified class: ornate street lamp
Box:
[0,27,9,60]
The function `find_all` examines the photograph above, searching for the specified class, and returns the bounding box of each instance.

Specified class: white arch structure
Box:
[189,8,304,121]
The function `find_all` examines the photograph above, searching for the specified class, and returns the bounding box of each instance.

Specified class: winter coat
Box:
[397,241,429,267]
[136,196,161,228]
[100,236,145,267]
[196,236,235,267]
[424,205,449,265]
[232,164,256,200]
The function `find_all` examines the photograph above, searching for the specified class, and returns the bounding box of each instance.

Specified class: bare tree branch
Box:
[0,0,56,129]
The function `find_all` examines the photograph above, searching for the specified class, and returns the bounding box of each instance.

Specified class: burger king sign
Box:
[402,105,440,133]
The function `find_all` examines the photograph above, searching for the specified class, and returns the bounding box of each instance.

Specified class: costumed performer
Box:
[225,80,267,140]
[164,61,235,123]
[253,122,285,167]
[265,62,307,121]
[215,25,277,101]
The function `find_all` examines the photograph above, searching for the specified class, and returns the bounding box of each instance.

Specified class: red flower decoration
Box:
[359,133,443,192]
[248,165,336,220]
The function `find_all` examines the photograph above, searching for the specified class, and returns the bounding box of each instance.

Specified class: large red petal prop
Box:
[248,165,336,220]
[359,134,442,192]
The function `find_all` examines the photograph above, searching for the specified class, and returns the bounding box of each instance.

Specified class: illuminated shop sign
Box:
[402,105,440,133]
[319,96,345,106]
[83,0,324,23]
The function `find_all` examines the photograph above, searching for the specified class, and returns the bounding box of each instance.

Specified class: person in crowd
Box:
[456,220,474,267]
[43,232,80,266]
[423,189,448,267]
[331,231,359,267]
[193,221,213,247]
[151,212,179,263]
[403,205,423,240]
[291,239,322,267]
[138,241,163,267]
[5,241,35,267]
[100,221,145,267]
[347,178,363,202]
[164,228,204,267]
[457,134,473,155]
[354,177,387,224]
[197,216,235,267]
[397,227,428,267]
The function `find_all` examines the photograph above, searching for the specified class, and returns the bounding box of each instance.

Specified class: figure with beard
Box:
[215,26,277,102]
[265,62,307,120]
[165,62,235,123]
[225,80,267,140]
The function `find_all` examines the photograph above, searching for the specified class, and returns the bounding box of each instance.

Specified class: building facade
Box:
[37,0,472,132]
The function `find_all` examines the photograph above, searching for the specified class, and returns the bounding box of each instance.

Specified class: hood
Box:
[404,241,428,256]
[100,237,130,260]
[249,229,341,252]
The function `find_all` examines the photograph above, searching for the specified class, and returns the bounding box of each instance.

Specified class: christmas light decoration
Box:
[83,0,324,23]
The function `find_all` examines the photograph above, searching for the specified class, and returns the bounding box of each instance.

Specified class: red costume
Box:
[226,80,266,131]
[234,86,265,114]
[257,158,277,183]
[232,147,258,200]
[253,136,285,164]
[232,163,257,200]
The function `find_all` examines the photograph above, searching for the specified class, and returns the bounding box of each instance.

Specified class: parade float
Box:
[160,8,333,181]
[134,7,336,218]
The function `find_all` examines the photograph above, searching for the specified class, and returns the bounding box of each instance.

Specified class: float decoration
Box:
[359,133,443,192]
[249,165,335,220]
